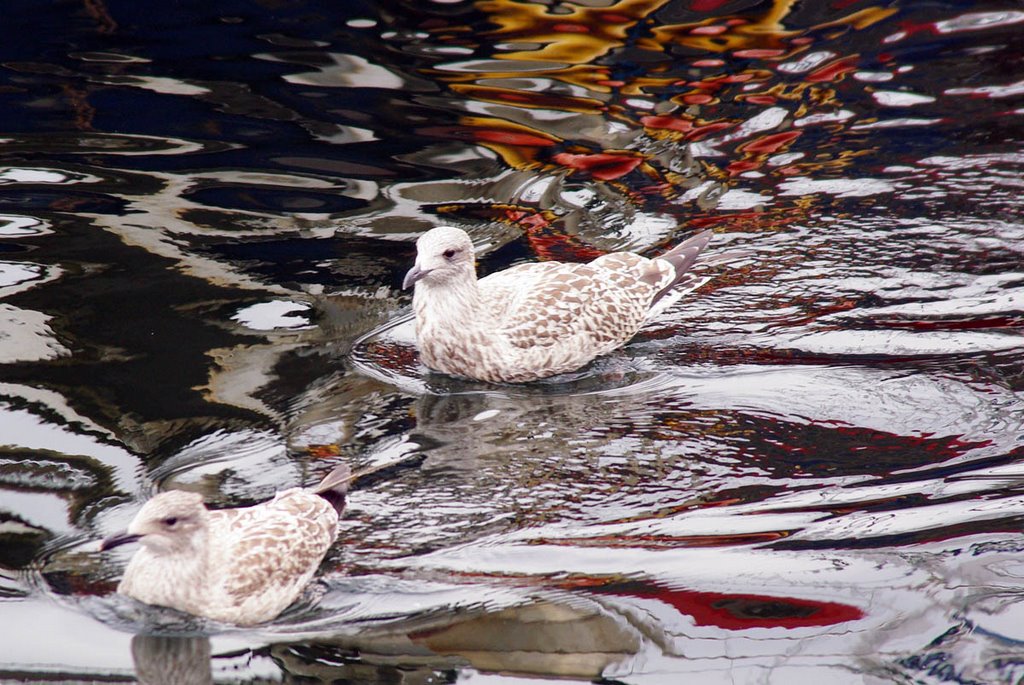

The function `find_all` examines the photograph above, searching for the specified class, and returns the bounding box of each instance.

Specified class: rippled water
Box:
[2,0,1023,682]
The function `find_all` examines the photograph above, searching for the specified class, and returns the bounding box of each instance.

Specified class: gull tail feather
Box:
[312,455,423,514]
[652,229,714,305]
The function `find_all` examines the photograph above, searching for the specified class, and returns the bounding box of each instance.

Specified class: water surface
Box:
[1,1,1023,683]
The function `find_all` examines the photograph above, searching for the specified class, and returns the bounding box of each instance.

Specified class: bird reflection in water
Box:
[132,635,212,685]
[127,599,640,683]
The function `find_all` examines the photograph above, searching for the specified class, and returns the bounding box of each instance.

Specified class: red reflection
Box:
[589,580,864,629]
[533,531,790,548]
[806,56,859,82]
[551,152,644,180]
[690,0,731,11]
[419,124,558,148]
[733,48,787,59]
[472,129,558,147]
[883,317,1024,331]
[640,116,735,140]
[740,130,803,154]
[520,219,608,263]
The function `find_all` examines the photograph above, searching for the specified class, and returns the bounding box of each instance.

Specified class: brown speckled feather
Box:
[214,491,337,614]
[404,226,713,383]
[103,464,352,625]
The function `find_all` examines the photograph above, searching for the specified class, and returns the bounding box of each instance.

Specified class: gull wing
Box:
[211,491,337,624]
[479,254,673,349]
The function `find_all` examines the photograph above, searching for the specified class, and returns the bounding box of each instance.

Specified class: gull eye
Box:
[161,516,179,527]
[442,248,458,260]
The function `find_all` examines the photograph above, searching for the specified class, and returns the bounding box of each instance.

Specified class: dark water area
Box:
[1,0,1023,682]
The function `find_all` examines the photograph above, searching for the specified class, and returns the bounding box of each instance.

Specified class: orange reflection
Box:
[448,83,606,114]
[651,3,896,56]
[476,0,669,64]
[410,0,903,246]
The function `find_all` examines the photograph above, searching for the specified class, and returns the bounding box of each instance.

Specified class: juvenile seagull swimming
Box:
[100,464,353,625]
[403,226,713,383]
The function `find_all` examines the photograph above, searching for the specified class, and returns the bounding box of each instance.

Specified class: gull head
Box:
[403,226,476,290]
[101,491,209,556]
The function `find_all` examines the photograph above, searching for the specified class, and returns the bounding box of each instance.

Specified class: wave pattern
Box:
[0,1,1022,682]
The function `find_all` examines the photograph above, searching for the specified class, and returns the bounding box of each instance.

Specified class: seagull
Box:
[402,226,713,383]
[100,464,354,625]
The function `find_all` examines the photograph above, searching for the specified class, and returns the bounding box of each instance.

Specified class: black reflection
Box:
[0,191,127,214]
[728,412,985,478]
[205,233,410,289]
[184,186,366,213]
[2,217,265,437]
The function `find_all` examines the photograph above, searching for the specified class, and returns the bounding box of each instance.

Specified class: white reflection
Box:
[777,51,836,74]
[232,300,313,330]
[794,110,854,127]
[851,118,941,129]
[934,10,1024,34]
[712,106,789,145]
[435,59,567,73]
[945,79,1024,99]
[717,188,770,210]
[0,261,59,297]
[96,75,211,96]
[768,152,803,166]
[0,167,99,184]
[0,305,69,362]
[852,71,894,82]
[277,53,405,89]
[872,90,936,106]
[0,215,52,237]
[0,391,135,490]
[0,262,48,290]
[777,177,896,198]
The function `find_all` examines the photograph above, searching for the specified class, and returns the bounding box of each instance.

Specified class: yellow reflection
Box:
[475,0,898,63]
[477,0,670,64]
[418,0,897,210]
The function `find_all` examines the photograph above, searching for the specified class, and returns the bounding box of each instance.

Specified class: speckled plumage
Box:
[403,226,713,383]
[101,465,351,625]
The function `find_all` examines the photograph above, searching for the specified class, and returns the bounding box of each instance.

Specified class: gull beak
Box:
[100,531,142,551]
[402,263,431,290]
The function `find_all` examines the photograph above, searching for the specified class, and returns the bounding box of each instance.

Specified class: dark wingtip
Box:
[313,455,426,514]
[313,464,353,514]
[318,490,347,515]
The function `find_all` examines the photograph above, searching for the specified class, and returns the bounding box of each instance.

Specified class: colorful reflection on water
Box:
[0,0,1023,682]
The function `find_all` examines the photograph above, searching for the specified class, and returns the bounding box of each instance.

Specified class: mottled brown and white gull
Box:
[100,464,353,625]
[403,226,713,383]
